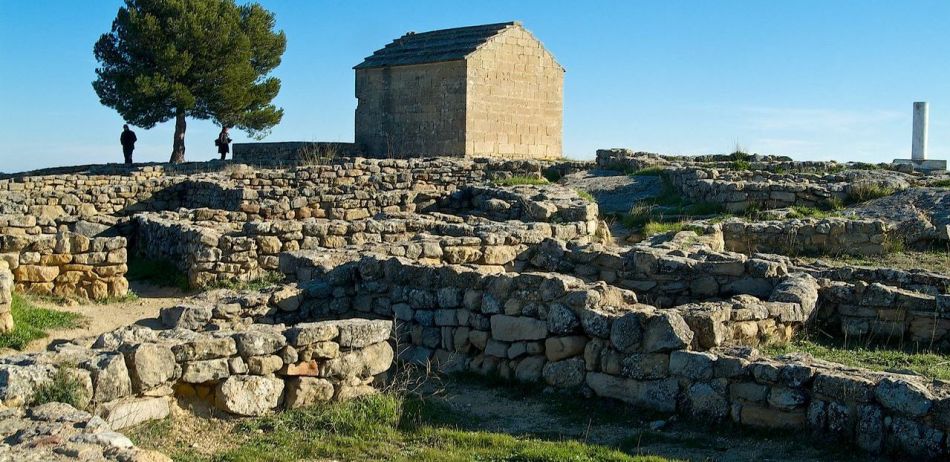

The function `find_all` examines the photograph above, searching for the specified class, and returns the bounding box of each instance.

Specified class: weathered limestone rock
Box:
[322,341,394,379]
[100,397,170,430]
[641,312,693,352]
[284,377,335,408]
[544,336,586,361]
[82,352,132,403]
[124,343,177,392]
[233,330,286,356]
[324,319,391,348]
[542,357,585,388]
[215,375,284,416]
[180,359,230,383]
[491,315,548,341]
[160,304,212,330]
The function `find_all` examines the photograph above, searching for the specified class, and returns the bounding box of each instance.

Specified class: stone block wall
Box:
[720,218,890,256]
[465,24,563,159]
[356,61,468,157]
[0,231,128,300]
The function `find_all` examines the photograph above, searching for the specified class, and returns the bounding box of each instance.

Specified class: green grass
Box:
[931,179,950,188]
[621,173,726,231]
[204,271,285,291]
[32,365,89,408]
[785,206,841,220]
[493,176,550,187]
[574,189,595,202]
[846,182,897,204]
[730,159,751,171]
[129,393,674,462]
[764,337,950,381]
[0,294,83,350]
[126,256,189,291]
[630,167,666,177]
[641,221,705,237]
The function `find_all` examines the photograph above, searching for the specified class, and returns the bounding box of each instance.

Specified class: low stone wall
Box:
[817,281,950,351]
[0,261,12,332]
[0,318,394,419]
[720,218,890,256]
[0,231,128,300]
[279,255,948,459]
[232,141,362,165]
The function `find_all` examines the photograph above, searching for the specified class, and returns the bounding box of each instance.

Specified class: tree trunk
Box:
[169,111,186,163]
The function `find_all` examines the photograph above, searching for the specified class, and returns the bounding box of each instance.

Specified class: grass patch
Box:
[493,176,549,187]
[763,337,950,381]
[32,365,89,408]
[931,179,950,188]
[785,206,841,220]
[0,294,83,350]
[204,271,285,291]
[621,173,727,231]
[730,159,751,171]
[575,189,595,202]
[846,182,897,204]
[630,167,666,177]
[127,256,189,291]
[641,221,705,237]
[130,393,674,462]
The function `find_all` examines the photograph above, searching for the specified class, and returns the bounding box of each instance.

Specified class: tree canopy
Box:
[93,0,286,163]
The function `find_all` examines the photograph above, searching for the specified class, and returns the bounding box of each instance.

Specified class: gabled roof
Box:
[354,21,521,70]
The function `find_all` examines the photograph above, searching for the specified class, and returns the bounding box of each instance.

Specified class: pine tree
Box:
[92,0,286,163]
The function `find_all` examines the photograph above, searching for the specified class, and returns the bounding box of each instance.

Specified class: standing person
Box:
[216,126,232,160]
[120,124,137,164]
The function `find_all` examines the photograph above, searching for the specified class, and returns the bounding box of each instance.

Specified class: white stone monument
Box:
[894,101,946,171]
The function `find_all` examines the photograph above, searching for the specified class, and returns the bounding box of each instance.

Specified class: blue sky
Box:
[1,1,948,173]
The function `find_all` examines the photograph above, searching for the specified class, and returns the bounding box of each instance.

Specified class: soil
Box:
[24,282,189,353]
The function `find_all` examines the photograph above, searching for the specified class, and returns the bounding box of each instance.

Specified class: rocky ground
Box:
[558,169,663,214]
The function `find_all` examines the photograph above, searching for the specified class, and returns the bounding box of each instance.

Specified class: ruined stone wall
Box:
[232,142,361,165]
[355,61,468,157]
[281,255,948,459]
[465,26,563,159]
[0,231,127,300]
[720,218,890,256]
[1,318,394,418]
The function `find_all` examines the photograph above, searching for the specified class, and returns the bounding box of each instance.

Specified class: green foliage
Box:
[764,337,950,381]
[729,150,750,162]
[730,160,751,171]
[574,189,595,202]
[930,179,950,188]
[847,182,897,203]
[127,257,189,291]
[630,166,666,176]
[785,206,840,220]
[848,162,882,171]
[204,271,284,291]
[493,176,549,186]
[641,221,705,237]
[0,294,83,350]
[32,366,89,409]
[92,0,287,162]
[131,393,672,462]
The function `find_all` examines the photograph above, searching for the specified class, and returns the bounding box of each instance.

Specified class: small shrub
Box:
[206,271,285,291]
[731,159,751,171]
[574,189,595,202]
[847,182,897,203]
[493,176,549,187]
[32,366,88,408]
[299,143,339,166]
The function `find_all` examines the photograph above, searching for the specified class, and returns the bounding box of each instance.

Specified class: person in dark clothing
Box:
[216,126,232,160]
[120,124,137,164]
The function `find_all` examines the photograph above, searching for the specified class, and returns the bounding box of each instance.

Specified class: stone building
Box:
[354,21,564,159]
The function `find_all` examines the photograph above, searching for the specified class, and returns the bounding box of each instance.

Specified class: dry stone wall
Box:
[0,230,127,300]
[0,261,12,332]
[719,217,891,256]
[276,254,950,459]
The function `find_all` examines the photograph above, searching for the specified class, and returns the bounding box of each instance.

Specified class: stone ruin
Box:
[0,152,949,460]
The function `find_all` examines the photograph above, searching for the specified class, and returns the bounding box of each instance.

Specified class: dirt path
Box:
[24,282,189,352]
